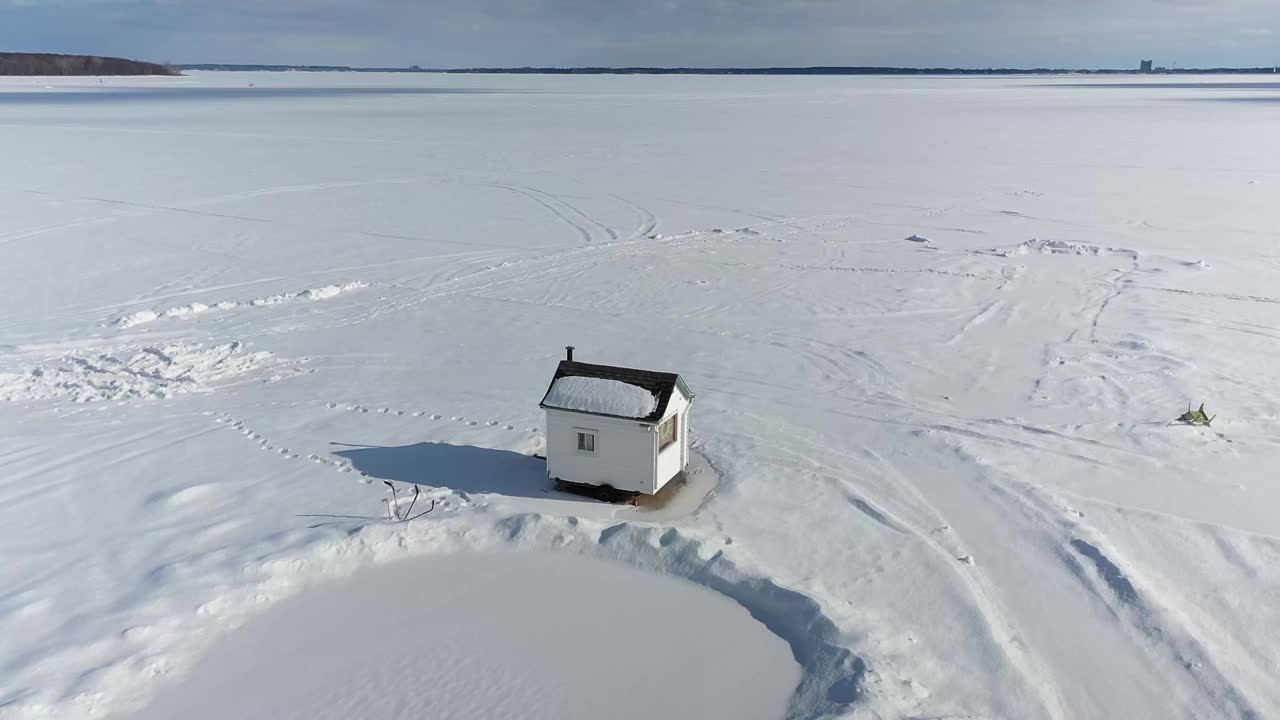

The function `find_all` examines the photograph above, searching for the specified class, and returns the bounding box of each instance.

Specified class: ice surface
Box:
[543,375,658,418]
[123,552,799,720]
[2,72,1279,720]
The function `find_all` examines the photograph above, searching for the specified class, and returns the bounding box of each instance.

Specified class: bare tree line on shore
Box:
[0,52,179,76]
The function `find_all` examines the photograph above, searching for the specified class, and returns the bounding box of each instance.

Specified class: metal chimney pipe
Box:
[565,345,575,362]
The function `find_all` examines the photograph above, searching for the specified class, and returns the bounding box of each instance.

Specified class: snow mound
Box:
[116,310,160,328]
[253,281,369,306]
[543,375,658,418]
[113,282,368,327]
[985,238,1138,259]
[0,341,289,402]
[163,302,211,320]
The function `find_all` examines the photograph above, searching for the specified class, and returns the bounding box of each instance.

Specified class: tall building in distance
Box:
[1139,59,1154,72]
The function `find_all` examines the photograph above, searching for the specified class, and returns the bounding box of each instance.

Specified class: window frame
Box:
[574,428,598,455]
[658,413,678,452]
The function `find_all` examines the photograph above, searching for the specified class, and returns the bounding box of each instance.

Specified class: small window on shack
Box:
[658,414,678,451]
[576,430,596,454]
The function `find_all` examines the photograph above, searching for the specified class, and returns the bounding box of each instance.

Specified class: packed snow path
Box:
[1,73,1278,720]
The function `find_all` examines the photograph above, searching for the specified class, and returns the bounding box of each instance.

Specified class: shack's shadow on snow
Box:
[331,441,552,499]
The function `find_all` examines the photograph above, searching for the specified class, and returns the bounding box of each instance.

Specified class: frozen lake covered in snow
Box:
[3,71,1280,720]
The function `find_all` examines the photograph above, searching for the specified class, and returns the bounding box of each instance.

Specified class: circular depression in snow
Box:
[124,552,800,720]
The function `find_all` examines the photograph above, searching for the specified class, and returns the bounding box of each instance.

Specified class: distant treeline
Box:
[180,63,1280,76]
[435,66,1280,76]
[0,52,179,76]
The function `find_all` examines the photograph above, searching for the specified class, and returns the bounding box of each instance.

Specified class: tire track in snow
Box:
[679,278,791,322]
[1136,285,1280,306]
[944,299,1007,346]
[1059,535,1263,719]
[704,429,1062,717]
[324,251,612,330]
[695,373,1134,484]
[650,197,853,248]
[769,432,1068,716]
[6,182,541,264]
[487,184,599,244]
[310,226,732,330]
[1068,539,1139,604]
[1088,256,1141,344]
[181,177,422,207]
[0,213,146,247]
[970,418,1141,458]
[696,305,1151,467]
[918,431,1260,719]
[921,423,1107,466]
[80,195,272,224]
[301,224,872,343]
[844,493,909,534]
[518,186,619,241]
[0,425,177,510]
[778,336,903,400]
[611,193,658,240]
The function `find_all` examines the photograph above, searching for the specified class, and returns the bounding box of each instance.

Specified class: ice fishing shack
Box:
[539,347,693,501]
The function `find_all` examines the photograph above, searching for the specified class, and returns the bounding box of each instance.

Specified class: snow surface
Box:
[2,72,1280,720]
[543,375,658,418]
[123,552,799,720]
[0,341,294,402]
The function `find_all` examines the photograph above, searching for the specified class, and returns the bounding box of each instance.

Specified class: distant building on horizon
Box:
[1139,60,1153,72]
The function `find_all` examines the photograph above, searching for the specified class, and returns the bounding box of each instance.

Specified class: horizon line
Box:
[175,63,1280,76]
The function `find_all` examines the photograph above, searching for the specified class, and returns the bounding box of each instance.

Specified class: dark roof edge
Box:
[538,361,693,423]
[674,375,694,401]
[538,377,692,422]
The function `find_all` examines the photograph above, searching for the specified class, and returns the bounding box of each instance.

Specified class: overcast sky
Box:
[3,0,1279,68]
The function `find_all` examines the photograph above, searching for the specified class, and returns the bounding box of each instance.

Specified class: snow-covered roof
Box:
[539,359,692,422]
[542,376,658,419]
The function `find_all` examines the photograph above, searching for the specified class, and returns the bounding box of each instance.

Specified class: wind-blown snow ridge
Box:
[543,375,658,418]
[251,281,370,306]
[0,341,290,402]
[115,310,160,329]
[113,282,368,328]
[984,238,1139,259]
